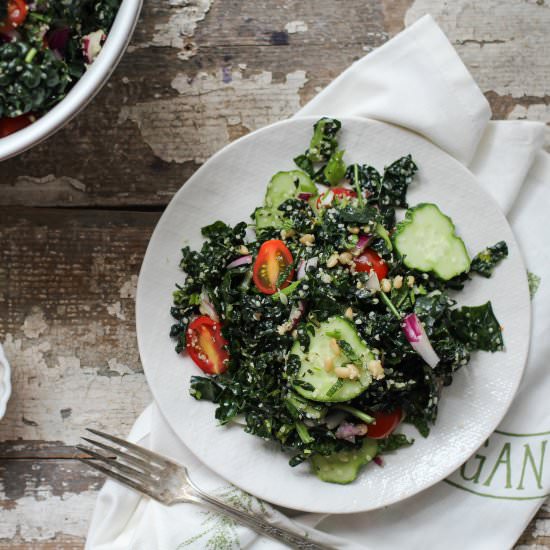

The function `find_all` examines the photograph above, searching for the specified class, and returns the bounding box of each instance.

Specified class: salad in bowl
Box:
[0,0,122,137]
[169,118,508,484]
[0,0,141,160]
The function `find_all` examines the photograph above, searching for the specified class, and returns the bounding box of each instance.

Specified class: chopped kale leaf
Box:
[451,302,504,352]
[470,241,508,278]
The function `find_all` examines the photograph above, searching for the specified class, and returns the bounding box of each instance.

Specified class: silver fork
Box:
[77,429,335,550]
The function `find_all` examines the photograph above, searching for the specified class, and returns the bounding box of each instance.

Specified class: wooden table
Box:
[0,1,548,547]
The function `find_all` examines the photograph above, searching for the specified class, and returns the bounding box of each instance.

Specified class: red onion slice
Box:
[289,300,305,328]
[297,256,318,280]
[47,27,70,55]
[298,192,313,201]
[335,422,369,443]
[373,455,384,467]
[353,234,372,256]
[324,410,348,430]
[402,313,440,368]
[82,30,106,64]
[226,255,252,269]
[0,28,21,42]
[199,289,219,322]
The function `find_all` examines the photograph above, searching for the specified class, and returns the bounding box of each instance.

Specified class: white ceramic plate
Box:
[136,117,530,514]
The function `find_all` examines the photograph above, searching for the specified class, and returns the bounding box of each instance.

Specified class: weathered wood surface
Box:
[0,0,548,548]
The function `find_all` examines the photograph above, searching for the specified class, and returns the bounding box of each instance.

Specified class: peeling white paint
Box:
[406,1,550,97]
[119,274,138,299]
[285,20,308,34]
[1,335,151,442]
[22,307,48,339]
[531,517,550,539]
[0,491,97,540]
[106,301,126,321]
[119,70,308,163]
[104,358,135,377]
[152,0,212,59]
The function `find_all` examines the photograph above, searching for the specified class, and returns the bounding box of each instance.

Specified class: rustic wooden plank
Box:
[0,207,156,545]
[0,0,391,208]
[2,0,546,209]
[0,457,101,546]
[0,0,548,546]
[0,441,82,459]
[0,534,84,550]
[516,502,550,549]
[0,208,154,444]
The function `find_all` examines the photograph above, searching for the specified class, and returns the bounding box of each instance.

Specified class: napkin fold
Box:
[87,14,549,550]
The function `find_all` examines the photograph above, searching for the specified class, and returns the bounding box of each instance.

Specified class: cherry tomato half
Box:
[0,114,34,138]
[0,0,28,31]
[253,239,294,295]
[368,409,403,439]
[354,248,389,280]
[316,187,357,208]
[186,316,229,375]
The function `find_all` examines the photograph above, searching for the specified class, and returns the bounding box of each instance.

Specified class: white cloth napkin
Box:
[87,15,550,550]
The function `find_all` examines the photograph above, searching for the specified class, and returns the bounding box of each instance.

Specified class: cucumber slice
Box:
[290,317,373,403]
[255,170,317,229]
[311,438,378,484]
[254,207,279,230]
[393,203,471,281]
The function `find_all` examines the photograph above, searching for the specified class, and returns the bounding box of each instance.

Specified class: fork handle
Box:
[192,491,335,550]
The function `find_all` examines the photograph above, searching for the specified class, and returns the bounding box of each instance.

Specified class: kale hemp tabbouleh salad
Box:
[0,0,121,137]
[170,118,508,484]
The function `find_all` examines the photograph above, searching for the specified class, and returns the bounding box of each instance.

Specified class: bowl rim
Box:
[0,344,11,420]
[0,0,143,161]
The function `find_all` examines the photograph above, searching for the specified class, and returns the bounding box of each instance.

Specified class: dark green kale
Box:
[293,154,314,178]
[170,118,508,474]
[343,157,416,227]
[379,155,418,208]
[450,302,504,352]
[378,433,414,453]
[277,198,316,235]
[305,117,341,163]
[0,42,70,118]
[0,0,121,120]
[293,118,342,182]
[345,163,382,197]
[414,292,471,383]
[470,241,508,278]
[190,376,223,402]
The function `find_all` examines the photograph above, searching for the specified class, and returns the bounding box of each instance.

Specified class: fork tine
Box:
[78,457,162,501]
[86,428,177,468]
[76,445,160,486]
[81,437,161,473]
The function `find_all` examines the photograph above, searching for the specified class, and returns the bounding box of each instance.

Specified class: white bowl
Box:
[0,345,11,420]
[0,0,143,161]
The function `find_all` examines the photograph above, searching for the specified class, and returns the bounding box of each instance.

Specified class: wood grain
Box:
[0,0,548,547]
